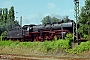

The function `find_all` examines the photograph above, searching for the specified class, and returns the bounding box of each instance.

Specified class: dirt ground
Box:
[0,54,90,60]
[0,46,90,60]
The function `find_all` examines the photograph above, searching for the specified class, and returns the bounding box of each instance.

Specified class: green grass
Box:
[0,39,71,54]
[0,40,13,46]
[66,41,90,54]
[0,40,90,54]
[41,39,70,52]
[0,34,90,54]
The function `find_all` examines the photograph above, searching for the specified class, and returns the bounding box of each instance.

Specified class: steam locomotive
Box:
[7,20,75,42]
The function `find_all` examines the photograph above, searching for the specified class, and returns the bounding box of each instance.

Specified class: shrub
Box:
[41,39,71,52]
[66,41,90,54]
[1,31,7,40]
[65,33,73,41]
[84,34,88,39]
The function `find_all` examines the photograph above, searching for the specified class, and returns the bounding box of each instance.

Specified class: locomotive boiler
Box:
[6,20,75,42]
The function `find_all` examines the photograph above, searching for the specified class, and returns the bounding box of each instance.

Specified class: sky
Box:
[0,0,85,26]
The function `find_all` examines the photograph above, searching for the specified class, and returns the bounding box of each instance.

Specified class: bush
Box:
[41,38,71,52]
[66,41,90,54]
[65,33,73,41]
[1,31,7,40]
[84,34,88,39]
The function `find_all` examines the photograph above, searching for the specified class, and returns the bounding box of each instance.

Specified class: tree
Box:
[51,17,60,23]
[78,0,90,36]
[62,16,70,23]
[10,6,15,21]
[41,15,72,25]
[0,8,3,22]
[41,15,60,24]
[42,16,51,24]
[3,8,8,24]
[8,6,15,22]
[0,6,19,35]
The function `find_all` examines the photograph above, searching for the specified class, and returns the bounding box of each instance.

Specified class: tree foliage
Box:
[41,15,70,24]
[62,16,71,23]
[78,0,90,36]
[42,15,61,24]
[0,6,19,35]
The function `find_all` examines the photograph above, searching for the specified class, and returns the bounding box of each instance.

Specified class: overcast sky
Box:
[0,0,85,25]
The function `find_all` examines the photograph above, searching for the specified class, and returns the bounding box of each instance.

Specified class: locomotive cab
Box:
[23,25,30,35]
[7,26,23,39]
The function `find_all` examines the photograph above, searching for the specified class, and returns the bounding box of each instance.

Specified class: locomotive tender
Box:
[7,20,75,42]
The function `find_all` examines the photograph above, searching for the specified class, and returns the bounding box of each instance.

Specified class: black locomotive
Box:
[7,20,75,42]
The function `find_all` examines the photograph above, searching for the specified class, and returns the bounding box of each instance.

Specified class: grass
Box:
[0,39,71,54]
[66,41,90,54]
[0,34,90,54]
[0,40,90,54]
[41,39,71,52]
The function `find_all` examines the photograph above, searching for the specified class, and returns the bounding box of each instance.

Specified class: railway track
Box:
[0,54,90,60]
